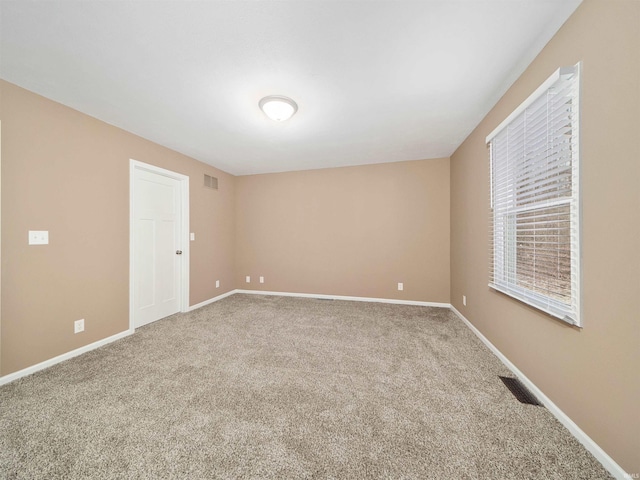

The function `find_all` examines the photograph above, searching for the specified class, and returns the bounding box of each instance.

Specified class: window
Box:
[487,64,581,326]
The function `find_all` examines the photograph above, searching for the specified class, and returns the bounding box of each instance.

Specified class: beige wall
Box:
[1,0,636,471]
[235,159,450,303]
[0,81,236,375]
[450,0,639,473]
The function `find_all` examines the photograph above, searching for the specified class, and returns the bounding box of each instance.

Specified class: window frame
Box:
[486,64,582,327]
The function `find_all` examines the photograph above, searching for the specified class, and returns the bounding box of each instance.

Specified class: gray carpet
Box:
[0,294,611,479]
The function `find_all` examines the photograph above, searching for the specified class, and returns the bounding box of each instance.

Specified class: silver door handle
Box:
[176,250,182,255]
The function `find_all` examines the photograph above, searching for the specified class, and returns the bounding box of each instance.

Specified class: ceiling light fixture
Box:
[259,95,298,122]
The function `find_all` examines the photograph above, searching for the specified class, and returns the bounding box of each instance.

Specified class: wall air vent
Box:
[204,174,218,190]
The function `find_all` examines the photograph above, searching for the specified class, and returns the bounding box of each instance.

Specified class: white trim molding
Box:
[0,287,627,479]
[188,289,238,311]
[0,289,237,387]
[450,306,628,480]
[235,289,450,308]
[0,329,134,387]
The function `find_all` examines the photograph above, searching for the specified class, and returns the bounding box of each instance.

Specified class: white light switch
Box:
[29,231,49,245]
[190,232,195,241]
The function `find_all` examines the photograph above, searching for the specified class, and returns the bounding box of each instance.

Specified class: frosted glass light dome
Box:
[259,95,298,121]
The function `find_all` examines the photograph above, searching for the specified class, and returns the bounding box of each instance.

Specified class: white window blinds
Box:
[486,64,581,326]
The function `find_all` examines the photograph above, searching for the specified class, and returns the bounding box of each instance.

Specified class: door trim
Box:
[129,159,190,331]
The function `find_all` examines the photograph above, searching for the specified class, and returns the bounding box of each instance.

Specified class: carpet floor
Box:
[0,294,611,479]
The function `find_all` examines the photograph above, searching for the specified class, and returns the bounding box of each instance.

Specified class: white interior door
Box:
[132,166,184,328]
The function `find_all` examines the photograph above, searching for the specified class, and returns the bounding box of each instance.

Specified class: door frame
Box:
[129,159,190,331]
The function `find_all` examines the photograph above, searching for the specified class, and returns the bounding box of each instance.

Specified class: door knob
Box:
[176,250,183,255]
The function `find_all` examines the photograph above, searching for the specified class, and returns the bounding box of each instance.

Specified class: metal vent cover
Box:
[499,376,542,406]
[204,174,218,190]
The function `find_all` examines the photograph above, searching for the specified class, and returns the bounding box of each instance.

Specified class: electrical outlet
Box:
[463,295,467,306]
[216,280,220,288]
[398,282,404,291]
[245,276,251,283]
[259,276,264,284]
[28,230,49,245]
[74,319,84,334]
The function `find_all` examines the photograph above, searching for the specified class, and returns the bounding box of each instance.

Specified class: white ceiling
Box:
[0,1,582,175]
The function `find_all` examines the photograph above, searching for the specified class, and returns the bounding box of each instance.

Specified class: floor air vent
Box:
[499,376,542,406]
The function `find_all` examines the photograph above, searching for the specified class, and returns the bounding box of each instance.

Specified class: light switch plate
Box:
[190,232,195,241]
[29,231,49,245]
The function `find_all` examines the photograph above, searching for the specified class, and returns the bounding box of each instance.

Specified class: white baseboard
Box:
[235,289,450,308]
[188,289,237,311]
[450,306,627,480]
[0,329,134,387]
[0,288,238,387]
[0,291,627,478]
